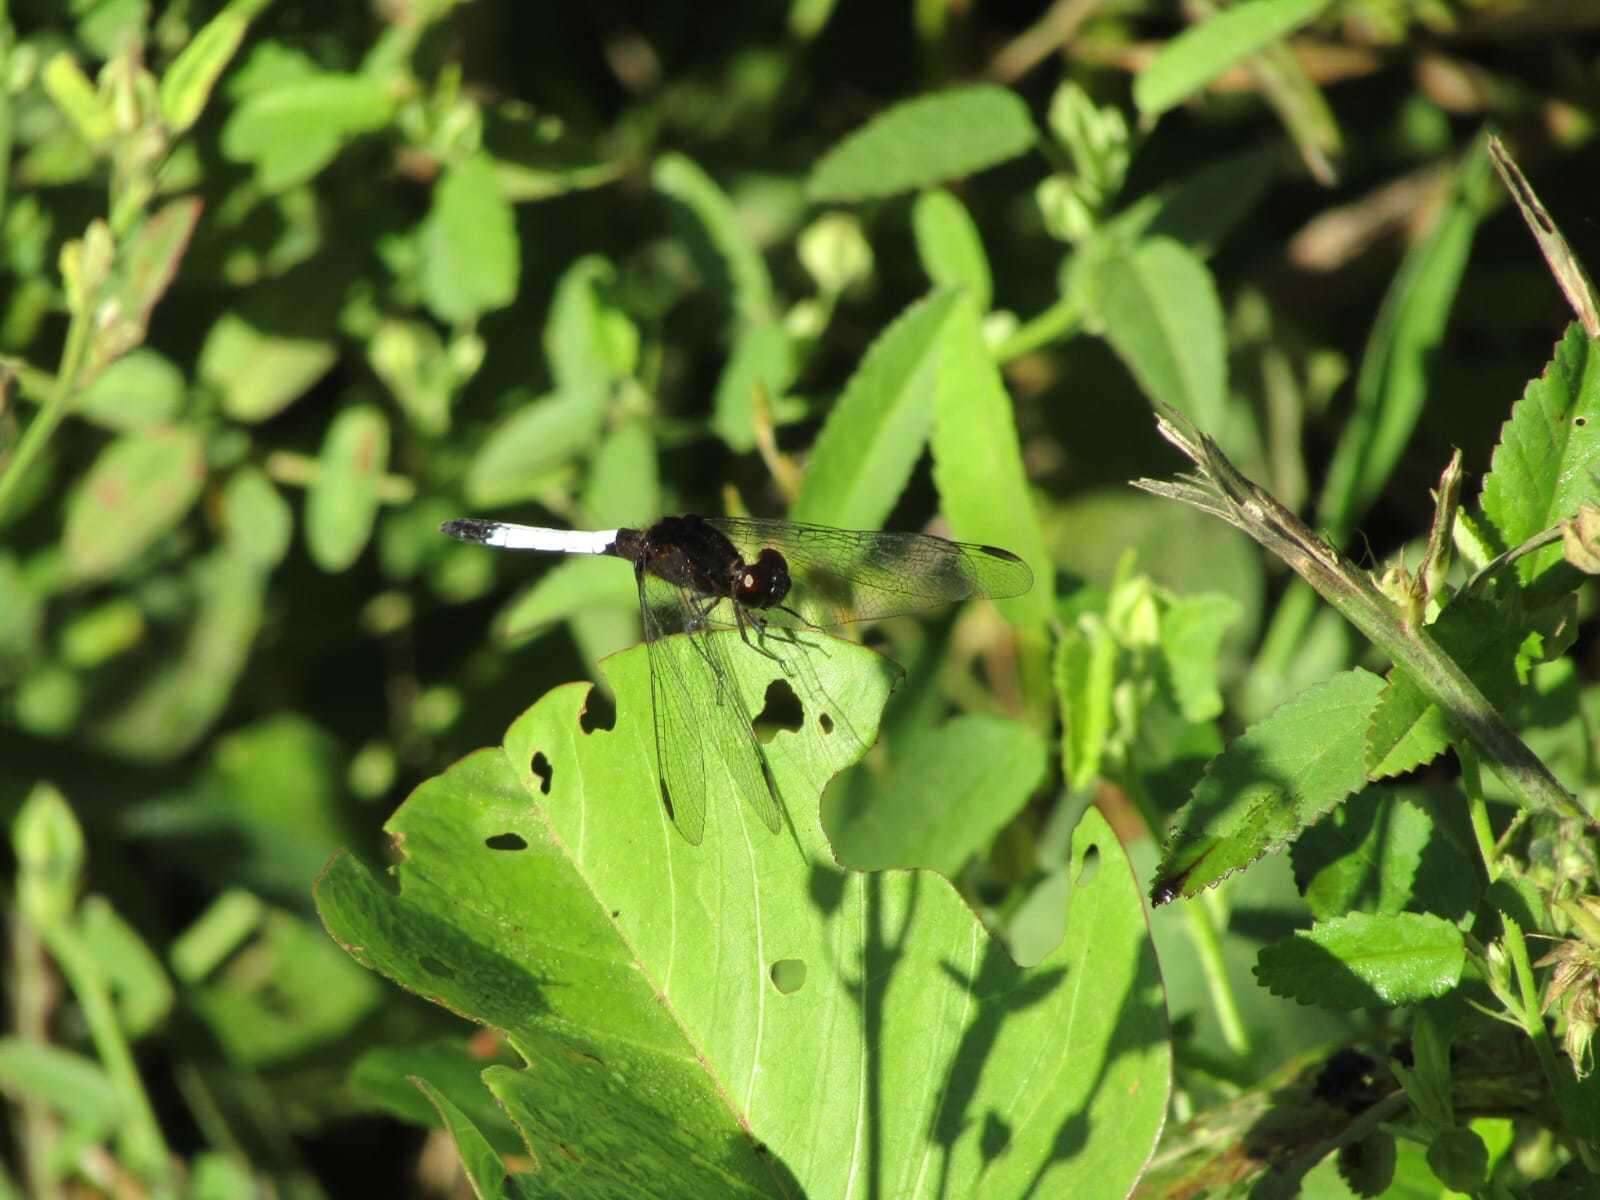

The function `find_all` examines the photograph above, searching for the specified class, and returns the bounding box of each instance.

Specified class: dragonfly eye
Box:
[736,548,791,608]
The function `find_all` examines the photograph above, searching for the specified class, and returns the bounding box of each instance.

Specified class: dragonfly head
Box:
[735,547,791,610]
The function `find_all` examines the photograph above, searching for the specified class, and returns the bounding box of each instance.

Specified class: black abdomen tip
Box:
[442,518,495,543]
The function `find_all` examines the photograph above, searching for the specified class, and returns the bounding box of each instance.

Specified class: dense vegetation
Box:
[3,1,1600,1196]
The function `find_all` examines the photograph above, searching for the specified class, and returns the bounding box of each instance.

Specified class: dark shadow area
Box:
[530,751,553,795]
[578,684,616,733]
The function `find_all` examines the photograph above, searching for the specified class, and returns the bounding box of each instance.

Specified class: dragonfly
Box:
[443,513,1033,845]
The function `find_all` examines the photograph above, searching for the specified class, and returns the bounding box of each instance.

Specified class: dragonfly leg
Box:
[736,605,789,670]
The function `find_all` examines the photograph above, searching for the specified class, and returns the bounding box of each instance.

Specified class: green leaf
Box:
[1106,147,1279,259]
[1154,669,1385,902]
[412,1078,539,1199]
[93,199,205,372]
[306,405,389,572]
[582,417,660,529]
[221,72,394,191]
[808,84,1037,201]
[653,153,775,328]
[1365,598,1524,779]
[42,52,114,146]
[492,556,639,646]
[1133,0,1335,119]
[1159,592,1240,722]
[545,256,634,395]
[221,466,293,569]
[0,1041,120,1138]
[419,153,520,326]
[76,349,186,431]
[1253,911,1465,1008]
[711,323,796,453]
[159,0,270,136]
[829,714,1047,875]
[1086,237,1228,436]
[930,295,1053,624]
[1291,788,1450,920]
[198,309,338,423]
[465,392,605,509]
[316,637,1168,1196]
[78,896,175,1038]
[1481,323,1600,584]
[63,425,206,581]
[912,188,992,311]
[790,290,957,528]
[1317,139,1493,543]
[352,1039,524,1155]
[1055,619,1117,792]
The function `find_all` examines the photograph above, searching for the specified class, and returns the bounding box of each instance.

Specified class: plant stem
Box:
[993,293,1082,363]
[1189,892,1251,1057]
[0,305,93,524]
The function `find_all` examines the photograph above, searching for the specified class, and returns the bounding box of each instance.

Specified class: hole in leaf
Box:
[419,956,455,979]
[485,832,526,851]
[769,957,807,995]
[818,711,834,734]
[579,687,616,732]
[531,751,553,794]
[1076,844,1101,889]
[754,678,803,744]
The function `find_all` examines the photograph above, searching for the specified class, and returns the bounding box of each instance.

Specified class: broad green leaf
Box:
[493,556,639,646]
[712,323,796,453]
[1133,0,1335,119]
[1365,598,1523,779]
[912,189,992,312]
[76,349,186,431]
[1481,323,1600,584]
[221,73,394,191]
[582,417,660,529]
[199,310,337,423]
[413,1078,539,1199]
[790,291,957,528]
[545,256,634,395]
[809,84,1036,201]
[317,638,1169,1198]
[465,392,605,509]
[1253,911,1465,1008]
[1159,592,1239,722]
[0,1041,119,1137]
[1055,618,1116,792]
[159,0,270,136]
[306,405,389,572]
[1086,237,1228,436]
[653,153,774,328]
[63,425,205,581]
[1154,669,1385,902]
[1291,787,1440,920]
[930,295,1053,624]
[93,198,204,371]
[220,466,293,569]
[92,552,265,762]
[830,714,1047,876]
[1317,139,1493,543]
[419,153,520,326]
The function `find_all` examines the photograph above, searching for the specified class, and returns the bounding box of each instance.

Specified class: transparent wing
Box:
[639,571,782,842]
[704,517,1034,627]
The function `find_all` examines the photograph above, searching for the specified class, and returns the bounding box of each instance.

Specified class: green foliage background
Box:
[3,0,1600,1197]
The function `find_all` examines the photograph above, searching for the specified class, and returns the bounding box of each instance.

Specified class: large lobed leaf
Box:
[317,637,1168,1197]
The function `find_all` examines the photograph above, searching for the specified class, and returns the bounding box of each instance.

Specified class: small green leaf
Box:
[221,466,293,569]
[43,52,114,146]
[0,1041,120,1138]
[830,714,1047,875]
[78,896,175,1038]
[1481,323,1600,584]
[419,153,520,326]
[1254,911,1465,1008]
[809,84,1036,201]
[77,349,186,431]
[199,310,338,423]
[64,426,206,581]
[790,291,959,528]
[352,1039,523,1154]
[1154,668,1385,901]
[930,295,1053,624]
[221,73,394,191]
[1159,592,1239,722]
[1134,0,1335,119]
[1087,237,1228,435]
[93,198,204,371]
[653,152,774,328]
[306,405,389,572]
[159,0,270,136]
[1056,619,1116,792]
[582,418,659,530]
[912,188,992,311]
[1292,789,1444,921]
[492,556,638,646]
[465,392,605,509]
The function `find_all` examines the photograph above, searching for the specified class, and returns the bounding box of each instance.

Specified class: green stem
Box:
[39,922,174,1193]
[0,305,93,523]
[1189,891,1252,1057]
[993,293,1082,363]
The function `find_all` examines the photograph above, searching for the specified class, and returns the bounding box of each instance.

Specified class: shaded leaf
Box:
[419,153,520,325]
[221,72,393,191]
[809,85,1036,201]
[912,188,992,312]
[1254,912,1465,1008]
[465,392,604,509]
[653,152,774,328]
[306,405,389,572]
[63,425,205,581]
[93,198,204,372]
